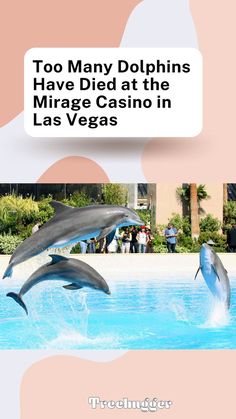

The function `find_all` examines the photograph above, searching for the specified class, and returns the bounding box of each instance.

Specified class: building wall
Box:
[156,184,182,225]
[155,183,224,226]
[200,184,223,222]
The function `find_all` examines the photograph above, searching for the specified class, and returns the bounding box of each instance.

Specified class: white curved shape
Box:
[0,350,126,419]
[121,0,198,48]
[0,113,146,182]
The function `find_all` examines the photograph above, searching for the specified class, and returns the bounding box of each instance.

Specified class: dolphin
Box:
[6,254,110,315]
[3,201,143,278]
[195,243,230,309]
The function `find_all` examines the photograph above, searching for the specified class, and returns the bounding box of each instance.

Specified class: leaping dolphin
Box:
[195,243,231,309]
[3,201,143,278]
[6,254,110,315]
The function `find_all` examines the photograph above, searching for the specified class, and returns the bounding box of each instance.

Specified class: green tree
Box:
[176,184,210,215]
[176,184,210,238]
[101,184,127,206]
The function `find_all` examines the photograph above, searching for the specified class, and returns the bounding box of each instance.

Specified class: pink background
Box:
[1,1,235,417]
[21,351,236,418]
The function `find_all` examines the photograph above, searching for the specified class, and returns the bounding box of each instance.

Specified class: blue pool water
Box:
[0,277,236,349]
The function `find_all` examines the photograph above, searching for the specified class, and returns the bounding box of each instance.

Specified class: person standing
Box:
[130,226,139,253]
[97,237,106,253]
[146,228,154,253]
[79,241,88,254]
[121,228,132,253]
[137,227,148,253]
[88,238,96,253]
[227,223,236,252]
[164,223,178,253]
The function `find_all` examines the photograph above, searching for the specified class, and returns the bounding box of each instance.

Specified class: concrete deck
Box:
[0,253,236,283]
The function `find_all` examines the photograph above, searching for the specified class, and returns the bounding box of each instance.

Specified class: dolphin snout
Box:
[105,290,111,295]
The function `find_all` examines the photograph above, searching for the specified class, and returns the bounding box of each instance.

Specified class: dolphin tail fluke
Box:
[3,263,14,279]
[6,292,28,315]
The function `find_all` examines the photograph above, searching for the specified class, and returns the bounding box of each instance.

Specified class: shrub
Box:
[177,233,192,247]
[136,209,151,226]
[152,234,168,253]
[198,232,227,252]
[175,245,192,253]
[18,224,36,240]
[37,198,55,223]
[0,234,23,254]
[152,234,196,253]
[63,191,93,208]
[0,195,39,235]
[168,213,191,236]
[71,243,81,254]
[200,214,221,232]
[223,201,236,231]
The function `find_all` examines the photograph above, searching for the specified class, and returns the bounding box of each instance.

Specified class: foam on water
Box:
[46,331,120,350]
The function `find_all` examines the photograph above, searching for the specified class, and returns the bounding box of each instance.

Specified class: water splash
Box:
[76,291,90,336]
[28,287,91,348]
[202,300,230,328]
[168,298,188,322]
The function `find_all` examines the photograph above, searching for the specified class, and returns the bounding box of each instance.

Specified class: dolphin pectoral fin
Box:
[96,225,116,242]
[211,264,221,282]
[194,267,201,280]
[49,254,68,265]
[6,292,28,315]
[106,229,117,247]
[3,263,13,279]
[63,283,83,290]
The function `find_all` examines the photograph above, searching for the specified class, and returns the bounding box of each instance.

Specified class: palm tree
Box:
[190,184,200,238]
[223,184,228,204]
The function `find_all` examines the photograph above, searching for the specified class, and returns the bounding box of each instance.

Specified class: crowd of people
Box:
[79,226,155,254]
[78,223,179,254]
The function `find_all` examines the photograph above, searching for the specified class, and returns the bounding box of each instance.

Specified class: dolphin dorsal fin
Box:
[50,201,74,216]
[49,254,68,265]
